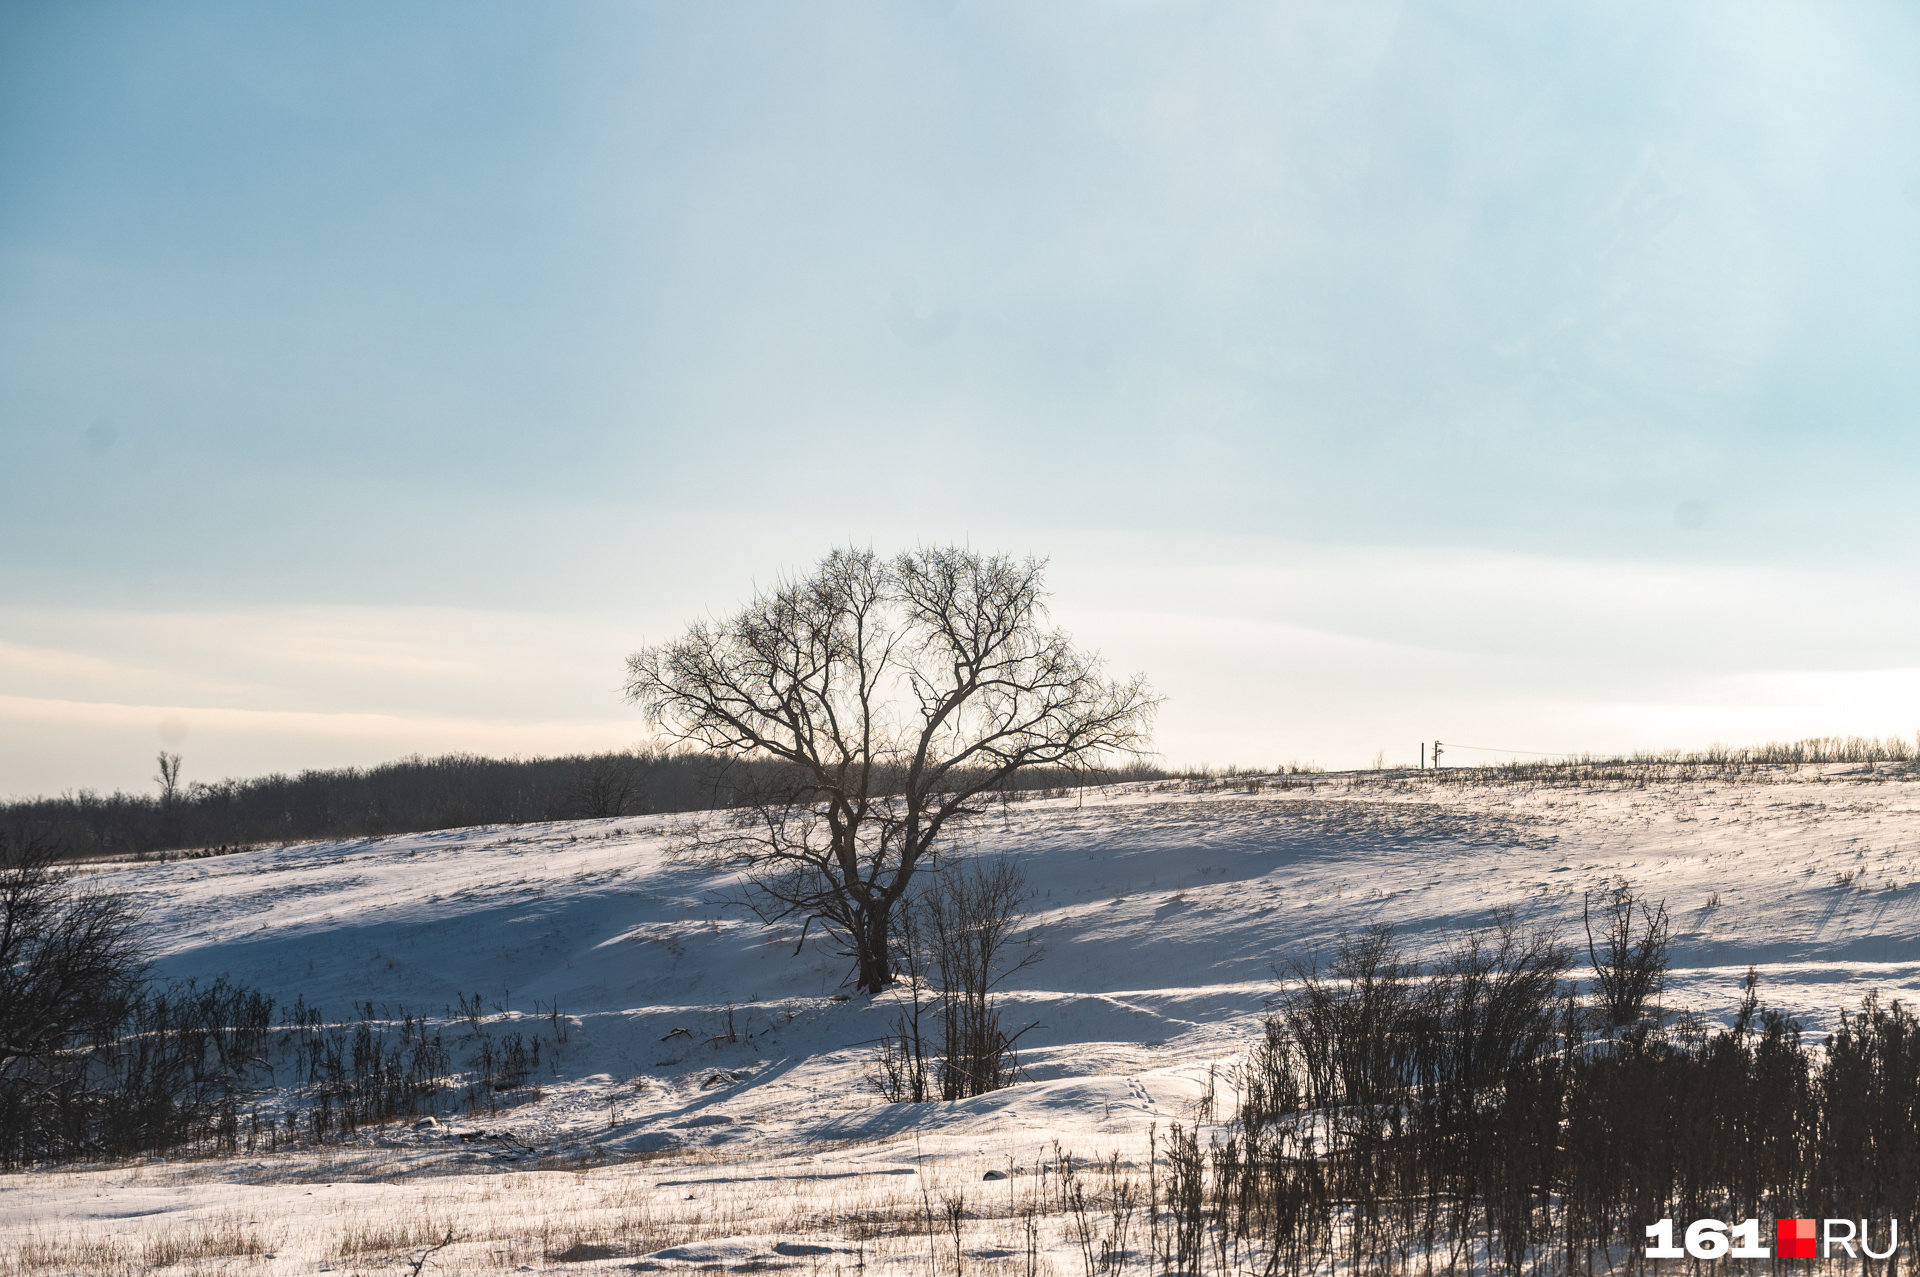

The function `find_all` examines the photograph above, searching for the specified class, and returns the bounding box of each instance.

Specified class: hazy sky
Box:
[5,1,1919,797]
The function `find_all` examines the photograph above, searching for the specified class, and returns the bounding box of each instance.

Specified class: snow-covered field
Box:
[6,764,1919,1274]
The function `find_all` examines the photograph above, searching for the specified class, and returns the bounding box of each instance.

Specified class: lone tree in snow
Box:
[623,545,1155,993]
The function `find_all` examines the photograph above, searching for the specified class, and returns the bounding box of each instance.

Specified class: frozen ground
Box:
[5,763,1919,1274]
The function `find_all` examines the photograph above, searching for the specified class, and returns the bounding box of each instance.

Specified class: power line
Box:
[1438,742,1590,757]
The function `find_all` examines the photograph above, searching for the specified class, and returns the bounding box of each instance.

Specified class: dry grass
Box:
[144,1212,272,1266]
[332,1213,460,1259]
[0,1141,1142,1276]
[0,1232,138,1277]
[3,1211,271,1277]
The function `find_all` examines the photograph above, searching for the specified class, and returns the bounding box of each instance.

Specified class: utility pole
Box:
[1420,742,1425,769]
[1432,740,1444,769]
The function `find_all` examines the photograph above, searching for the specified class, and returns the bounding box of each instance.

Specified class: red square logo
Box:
[1777,1219,1817,1259]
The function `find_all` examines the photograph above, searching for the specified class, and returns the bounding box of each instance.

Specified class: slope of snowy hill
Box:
[5,764,1918,1273]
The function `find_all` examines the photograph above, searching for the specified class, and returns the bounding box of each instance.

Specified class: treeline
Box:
[0,750,740,859]
[1688,732,1918,765]
[1419,733,1919,790]
[1,750,1176,860]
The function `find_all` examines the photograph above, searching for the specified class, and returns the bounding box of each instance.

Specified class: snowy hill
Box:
[7,764,1919,1272]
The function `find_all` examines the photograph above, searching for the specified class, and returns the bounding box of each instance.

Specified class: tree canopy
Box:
[624,545,1156,991]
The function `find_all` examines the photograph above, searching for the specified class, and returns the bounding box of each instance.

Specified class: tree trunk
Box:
[856,912,894,993]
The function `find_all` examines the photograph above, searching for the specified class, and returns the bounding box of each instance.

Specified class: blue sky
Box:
[4,1,1918,796]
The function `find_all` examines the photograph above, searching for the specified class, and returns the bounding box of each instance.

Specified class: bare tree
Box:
[923,857,1042,1098]
[0,830,147,1108]
[872,903,934,1103]
[1583,882,1670,1027]
[154,752,182,806]
[873,859,1041,1102]
[624,546,1155,992]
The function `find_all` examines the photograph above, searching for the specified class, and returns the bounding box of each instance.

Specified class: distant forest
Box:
[1,751,717,860]
[2,750,1171,861]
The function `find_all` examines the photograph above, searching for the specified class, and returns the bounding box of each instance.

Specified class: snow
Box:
[6,764,1919,1272]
